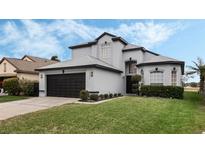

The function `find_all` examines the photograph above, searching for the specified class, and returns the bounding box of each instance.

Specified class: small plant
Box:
[109,93,113,98]
[90,94,99,101]
[118,93,122,96]
[3,78,21,96]
[80,90,89,101]
[114,93,117,97]
[104,94,108,99]
[99,94,104,100]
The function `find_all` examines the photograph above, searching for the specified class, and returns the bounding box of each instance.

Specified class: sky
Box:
[0,19,204,82]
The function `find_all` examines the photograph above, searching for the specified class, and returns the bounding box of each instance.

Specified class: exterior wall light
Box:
[91,71,93,77]
[40,74,43,79]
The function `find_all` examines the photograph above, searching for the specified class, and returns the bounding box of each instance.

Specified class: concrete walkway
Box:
[0,97,78,120]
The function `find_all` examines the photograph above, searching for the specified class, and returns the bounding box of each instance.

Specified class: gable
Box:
[0,59,17,74]
[22,56,34,62]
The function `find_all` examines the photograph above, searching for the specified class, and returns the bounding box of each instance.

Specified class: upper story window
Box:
[171,69,177,86]
[3,63,6,72]
[150,70,164,86]
[101,42,111,58]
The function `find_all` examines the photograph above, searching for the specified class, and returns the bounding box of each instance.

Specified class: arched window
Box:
[171,70,177,86]
[150,70,164,85]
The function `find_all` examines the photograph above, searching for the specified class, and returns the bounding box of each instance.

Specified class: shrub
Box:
[118,93,122,96]
[99,94,104,100]
[104,94,108,99]
[131,75,141,83]
[109,93,113,98]
[19,79,39,96]
[114,93,118,97]
[90,94,99,101]
[131,75,141,95]
[3,78,21,96]
[80,90,89,101]
[141,85,184,99]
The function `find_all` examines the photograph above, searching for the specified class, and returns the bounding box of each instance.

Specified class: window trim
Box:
[101,42,111,59]
[171,70,177,86]
[150,70,164,85]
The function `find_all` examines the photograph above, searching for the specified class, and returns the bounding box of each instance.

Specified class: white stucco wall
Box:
[87,68,124,94]
[71,34,126,70]
[139,64,182,86]
[123,49,144,64]
[72,46,92,59]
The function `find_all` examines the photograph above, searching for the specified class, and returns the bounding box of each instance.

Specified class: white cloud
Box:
[0,20,184,60]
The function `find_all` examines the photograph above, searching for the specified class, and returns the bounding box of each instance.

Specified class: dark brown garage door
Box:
[47,73,85,98]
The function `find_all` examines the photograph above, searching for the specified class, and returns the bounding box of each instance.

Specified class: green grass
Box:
[0,92,205,134]
[0,95,29,103]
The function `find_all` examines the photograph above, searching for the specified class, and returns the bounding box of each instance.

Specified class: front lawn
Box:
[0,95,29,103]
[0,92,205,134]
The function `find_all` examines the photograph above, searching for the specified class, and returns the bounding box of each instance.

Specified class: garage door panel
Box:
[47,73,85,98]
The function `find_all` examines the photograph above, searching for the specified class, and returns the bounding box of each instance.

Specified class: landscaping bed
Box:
[79,90,122,102]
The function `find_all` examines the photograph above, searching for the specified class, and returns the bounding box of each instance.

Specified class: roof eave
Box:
[15,70,39,75]
[36,64,123,73]
[137,61,185,75]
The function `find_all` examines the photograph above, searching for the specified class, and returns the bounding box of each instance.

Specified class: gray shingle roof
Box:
[37,55,123,73]
[122,43,143,50]
[143,55,181,63]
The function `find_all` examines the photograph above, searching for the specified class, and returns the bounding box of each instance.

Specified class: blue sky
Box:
[0,19,204,82]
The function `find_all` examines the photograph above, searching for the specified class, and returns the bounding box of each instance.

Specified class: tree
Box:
[131,75,141,95]
[187,57,205,94]
[51,55,60,62]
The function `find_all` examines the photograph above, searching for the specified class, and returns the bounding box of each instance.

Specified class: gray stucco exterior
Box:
[37,32,184,97]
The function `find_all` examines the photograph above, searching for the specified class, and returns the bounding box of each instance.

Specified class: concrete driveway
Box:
[0,97,79,120]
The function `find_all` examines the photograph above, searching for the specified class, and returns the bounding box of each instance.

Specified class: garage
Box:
[47,73,85,98]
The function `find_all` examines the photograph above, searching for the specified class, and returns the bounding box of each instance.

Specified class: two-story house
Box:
[37,32,185,98]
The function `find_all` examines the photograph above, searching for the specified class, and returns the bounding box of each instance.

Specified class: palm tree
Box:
[187,57,205,94]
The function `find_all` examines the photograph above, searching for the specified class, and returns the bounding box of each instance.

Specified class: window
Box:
[3,63,6,72]
[171,70,177,86]
[101,42,111,58]
[129,63,137,74]
[150,71,164,85]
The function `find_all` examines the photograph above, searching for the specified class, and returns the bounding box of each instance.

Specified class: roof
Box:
[22,55,58,63]
[0,56,57,74]
[137,55,185,74]
[69,32,128,49]
[122,43,159,56]
[36,55,123,73]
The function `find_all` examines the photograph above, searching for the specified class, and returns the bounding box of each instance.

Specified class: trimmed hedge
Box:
[141,85,184,99]
[3,78,21,96]
[90,94,99,101]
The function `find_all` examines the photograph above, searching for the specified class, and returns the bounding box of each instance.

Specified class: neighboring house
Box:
[0,55,57,88]
[37,32,185,98]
